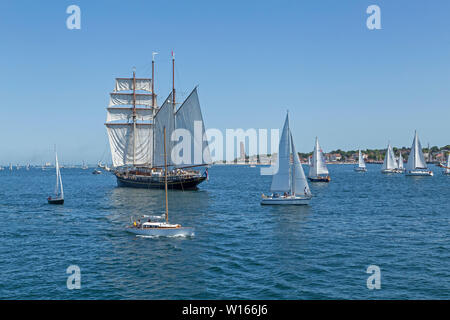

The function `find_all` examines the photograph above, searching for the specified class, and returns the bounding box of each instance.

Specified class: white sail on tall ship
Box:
[105,53,211,189]
[261,112,312,205]
[354,150,367,172]
[308,137,330,182]
[405,131,433,176]
[381,142,399,173]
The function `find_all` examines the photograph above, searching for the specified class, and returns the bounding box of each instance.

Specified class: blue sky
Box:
[0,0,449,164]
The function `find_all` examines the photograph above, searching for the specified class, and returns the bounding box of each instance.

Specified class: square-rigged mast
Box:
[105,65,157,168]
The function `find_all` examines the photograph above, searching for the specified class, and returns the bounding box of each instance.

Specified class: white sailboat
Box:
[48,150,64,204]
[308,137,330,182]
[354,150,367,172]
[261,112,312,205]
[127,127,195,236]
[405,131,433,176]
[397,152,405,172]
[381,142,399,174]
[443,154,450,175]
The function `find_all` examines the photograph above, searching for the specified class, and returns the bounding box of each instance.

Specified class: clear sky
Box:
[0,0,449,164]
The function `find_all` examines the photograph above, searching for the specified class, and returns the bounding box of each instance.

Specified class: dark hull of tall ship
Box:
[114,172,206,190]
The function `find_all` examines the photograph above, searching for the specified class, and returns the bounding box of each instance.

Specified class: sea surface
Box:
[0,164,449,299]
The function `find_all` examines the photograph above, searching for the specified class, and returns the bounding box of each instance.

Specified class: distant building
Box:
[326,153,342,162]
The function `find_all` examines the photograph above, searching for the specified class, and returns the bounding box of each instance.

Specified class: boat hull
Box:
[126,227,195,237]
[48,198,64,205]
[381,169,399,174]
[116,174,206,190]
[354,167,367,172]
[261,196,311,205]
[308,176,331,182]
[405,170,433,176]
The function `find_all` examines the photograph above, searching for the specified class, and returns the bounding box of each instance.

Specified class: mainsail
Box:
[54,152,64,199]
[381,143,397,170]
[406,131,427,171]
[309,137,329,178]
[174,87,211,167]
[270,114,291,193]
[358,150,366,168]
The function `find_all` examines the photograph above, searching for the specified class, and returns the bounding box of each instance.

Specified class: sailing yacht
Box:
[443,154,450,175]
[381,142,399,174]
[105,53,211,189]
[127,128,195,236]
[48,150,64,204]
[308,137,330,182]
[261,112,312,205]
[354,150,367,172]
[405,131,433,176]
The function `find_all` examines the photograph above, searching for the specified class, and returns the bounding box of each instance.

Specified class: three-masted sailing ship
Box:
[105,53,211,189]
[405,131,433,176]
[308,137,330,182]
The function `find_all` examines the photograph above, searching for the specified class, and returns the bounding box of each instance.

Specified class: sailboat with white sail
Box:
[261,112,312,205]
[443,154,450,175]
[396,152,405,172]
[105,53,211,190]
[381,142,399,174]
[48,150,64,204]
[354,150,367,172]
[405,131,433,176]
[127,127,195,236]
[308,137,330,182]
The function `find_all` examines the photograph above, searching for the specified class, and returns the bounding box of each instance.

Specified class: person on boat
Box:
[283,192,288,197]
[133,220,137,227]
[147,218,151,223]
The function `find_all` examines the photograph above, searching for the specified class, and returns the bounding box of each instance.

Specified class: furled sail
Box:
[106,123,153,167]
[109,93,154,107]
[358,150,366,168]
[153,92,175,167]
[114,78,152,92]
[270,113,291,193]
[309,137,328,178]
[174,87,211,166]
[290,132,311,196]
[381,143,397,170]
[106,107,154,122]
[406,131,427,170]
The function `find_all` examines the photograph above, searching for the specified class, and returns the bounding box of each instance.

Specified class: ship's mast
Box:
[172,51,176,112]
[132,69,137,166]
[164,127,169,223]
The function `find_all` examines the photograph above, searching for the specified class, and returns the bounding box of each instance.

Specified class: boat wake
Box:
[136,233,195,239]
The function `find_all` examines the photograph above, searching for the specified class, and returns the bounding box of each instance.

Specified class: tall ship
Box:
[104,53,211,189]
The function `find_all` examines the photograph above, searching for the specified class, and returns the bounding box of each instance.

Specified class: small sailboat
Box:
[127,127,195,236]
[48,150,64,204]
[354,150,367,172]
[405,131,433,176]
[381,142,399,174]
[443,154,450,175]
[9,163,12,171]
[396,152,405,172]
[261,112,312,205]
[308,137,330,182]
[92,169,102,175]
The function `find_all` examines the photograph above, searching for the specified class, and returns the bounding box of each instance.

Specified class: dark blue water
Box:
[0,165,448,299]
